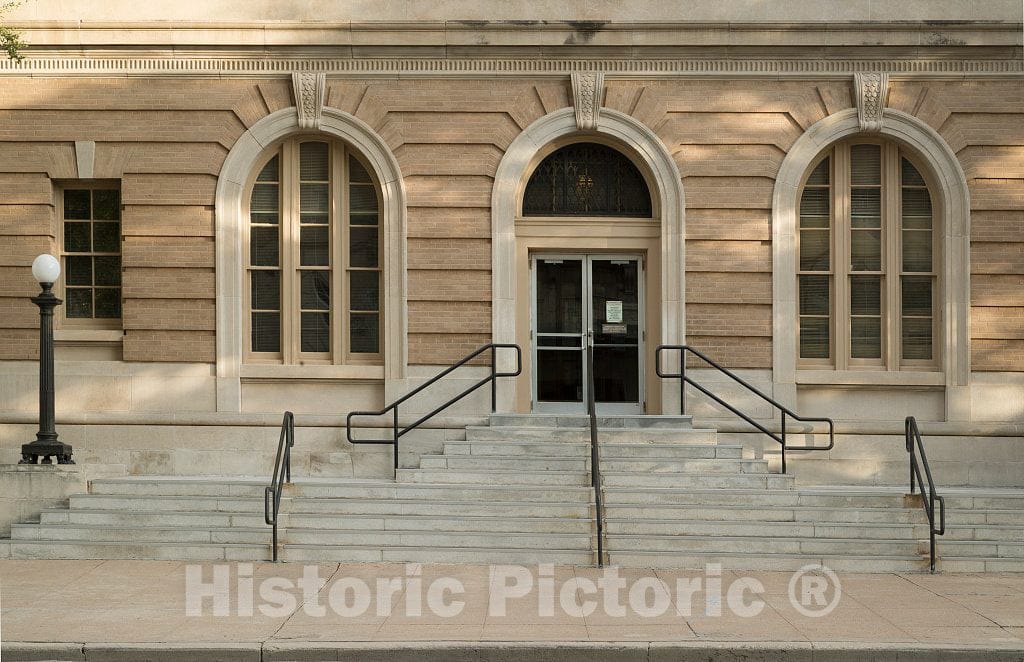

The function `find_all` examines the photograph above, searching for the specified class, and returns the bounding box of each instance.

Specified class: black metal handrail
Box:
[347,343,522,477]
[264,410,294,563]
[906,416,946,573]
[586,343,606,568]
[655,345,834,474]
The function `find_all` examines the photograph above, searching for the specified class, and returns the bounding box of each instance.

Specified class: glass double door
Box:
[532,254,644,414]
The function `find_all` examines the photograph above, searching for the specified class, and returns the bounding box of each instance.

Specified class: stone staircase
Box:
[8,414,1024,571]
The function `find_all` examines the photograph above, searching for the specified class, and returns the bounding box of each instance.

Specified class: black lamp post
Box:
[20,254,74,465]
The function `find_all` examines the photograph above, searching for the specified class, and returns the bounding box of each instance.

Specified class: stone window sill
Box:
[796,369,944,387]
[240,364,385,381]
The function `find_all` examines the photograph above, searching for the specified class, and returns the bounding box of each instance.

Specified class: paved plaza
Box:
[2,560,1024,660]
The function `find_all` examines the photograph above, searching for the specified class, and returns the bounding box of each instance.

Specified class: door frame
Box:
[530,252,646,414]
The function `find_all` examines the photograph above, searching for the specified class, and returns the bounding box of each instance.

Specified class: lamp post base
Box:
[20,440,75,465]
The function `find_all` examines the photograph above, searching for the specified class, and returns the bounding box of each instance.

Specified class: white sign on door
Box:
[606,300,623,323]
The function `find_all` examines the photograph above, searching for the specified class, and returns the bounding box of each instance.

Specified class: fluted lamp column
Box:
[20,254,74,465]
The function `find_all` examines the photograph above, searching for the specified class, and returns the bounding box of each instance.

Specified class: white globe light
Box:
[31,254,61,284]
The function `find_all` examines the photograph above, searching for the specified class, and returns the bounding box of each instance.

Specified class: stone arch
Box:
[491,106,685,412]
[214,107,407,412]
[772,107,971,419]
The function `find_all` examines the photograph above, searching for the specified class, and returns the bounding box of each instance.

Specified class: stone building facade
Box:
[0,2,1022,487]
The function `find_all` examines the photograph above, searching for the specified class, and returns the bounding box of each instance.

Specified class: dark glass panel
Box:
[349,155,372,183]
[799,187,830,222]
[349,227,378,268]
[349,184,378,212]
[902,188,932,225]
[850,275,881,315]
[300,271,330,310]
[901,276,933,317]
[851,317,882,359]
[250,212,279,225]
[349,213,378,227]
[522,143,652,217]
[93,222,120,253]
[536,260,582,335]
[250,183,279,213]
[257,155,279,182]
[92,189,120,220]
[902,318,933,361]
[250,227,279,267]
[591,259,639,345]
[66,288,92,318]
[300,142,330,181]
[350,313,379,353]
[301,312,330,352]
[799,275,829,316]
[93,256,121,286]
[300,183,329,213]
[805,157,829,186]
[250,270,280,310]
[64,222,91,252]
[851,230,882,271]
[902,230,932,272]
[593,346,639,403]
[536,349,583,402]
[251,311,280,353]
[799,230,830,271]
[349,270,379,311]
[901,158,925,187]
[851,188,881,227]
[65,256,92,286]
[63,190,91,220]
[300,226,329,266]
[537,336,583,348]
[799,317,830,359]
[94,288,121,318]
[850,144,881,185]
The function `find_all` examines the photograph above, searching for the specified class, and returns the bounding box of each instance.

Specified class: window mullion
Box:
[884,142,901,371]
[282,141,298,365]
[834,144,849,371]
[333,145,345,365]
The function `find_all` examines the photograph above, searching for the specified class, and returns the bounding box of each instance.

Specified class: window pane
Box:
[300,183,329,213]
[64,190,90,220]
[350,227,379,268]
[851,317,882,359]
[301,312,330,352]
[350,270,379,311]
[349,156,372,183]
[251,270,280,310]
[250,212,278,225]
[257,155,279,182]
[250,227,279,266]
[850,144,881,185]
[250,183,279,212]
[65,256,92,286]
[94,256,121,286]
[806,158,829,186]
[799,187,829,222]
[350,213,378,227]
[902,230,932,272]
[251,311,280,353]
[93,190,120,221]
[799,230,829,271]
[350,313,379,353]
[850,275,881,315]
[799,317,830,359]
[799,275,829,316]
[300,271,330,310]
[94,288,121,318]
[65,222,91,252]
[851,188,881,227]
[902,317,933,360]
[66,288,92,318]
[349,184,378,212]
[901,188,932,225]
[93,222,120,253]
[902,276,932,317]
[851,230,881,271]
[300,142,330,180]
[901,158,925,187]
[300,226,329,266]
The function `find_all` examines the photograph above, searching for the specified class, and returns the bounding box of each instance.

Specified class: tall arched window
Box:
[245,138,381,364]
[798,140,939,370]
[523,143,652,217]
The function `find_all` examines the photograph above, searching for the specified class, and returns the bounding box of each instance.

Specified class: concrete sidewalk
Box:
[2,560,1024,661]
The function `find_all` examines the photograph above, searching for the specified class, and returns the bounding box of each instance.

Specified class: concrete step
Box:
[286,498,592,518]
[600,472,794,490]
[283,544,594,565]
[284,529,593,549]
[600,459,769,473]
[603,487,908,507]
[443,441,743,459]
[604,504,930,524]
[70,494,267,512]
[88,478,265,497]
[466,426,715,443]
[488,414,693,429]
[418,454,766,474]
[939,556,1024,572]
[939,539,1024,559]
[605,518,929,540]
[608,550,929,573]
[396,469,590,486]
[283,513,592,533]
[607,533,926,556]
[11,523,270,544]
[8,539,269,561]
[943,524,1024,541]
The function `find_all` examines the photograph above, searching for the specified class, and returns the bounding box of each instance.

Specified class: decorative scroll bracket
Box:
[292,72,327,130]
[571,72,605,131]
[853,72,890,133]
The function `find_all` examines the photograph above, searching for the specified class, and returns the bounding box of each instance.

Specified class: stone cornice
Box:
[0,56,1021,78]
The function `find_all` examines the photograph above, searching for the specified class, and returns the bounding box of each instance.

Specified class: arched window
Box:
[523,143,652,217]
[245,138,381,364]
[798,140,938,370]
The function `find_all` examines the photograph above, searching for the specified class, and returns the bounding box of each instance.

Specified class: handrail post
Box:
[586,343,605,568]
[679,350,686,415]
[780,411,787,475]
[491,345,497,412]
[393,406,400,478]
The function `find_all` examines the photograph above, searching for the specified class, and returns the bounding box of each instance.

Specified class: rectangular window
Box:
[848,144,883,362]
[798,158,831,361]
[347,155,380,355]
[900,158,934,362]
[60,186,122,326]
